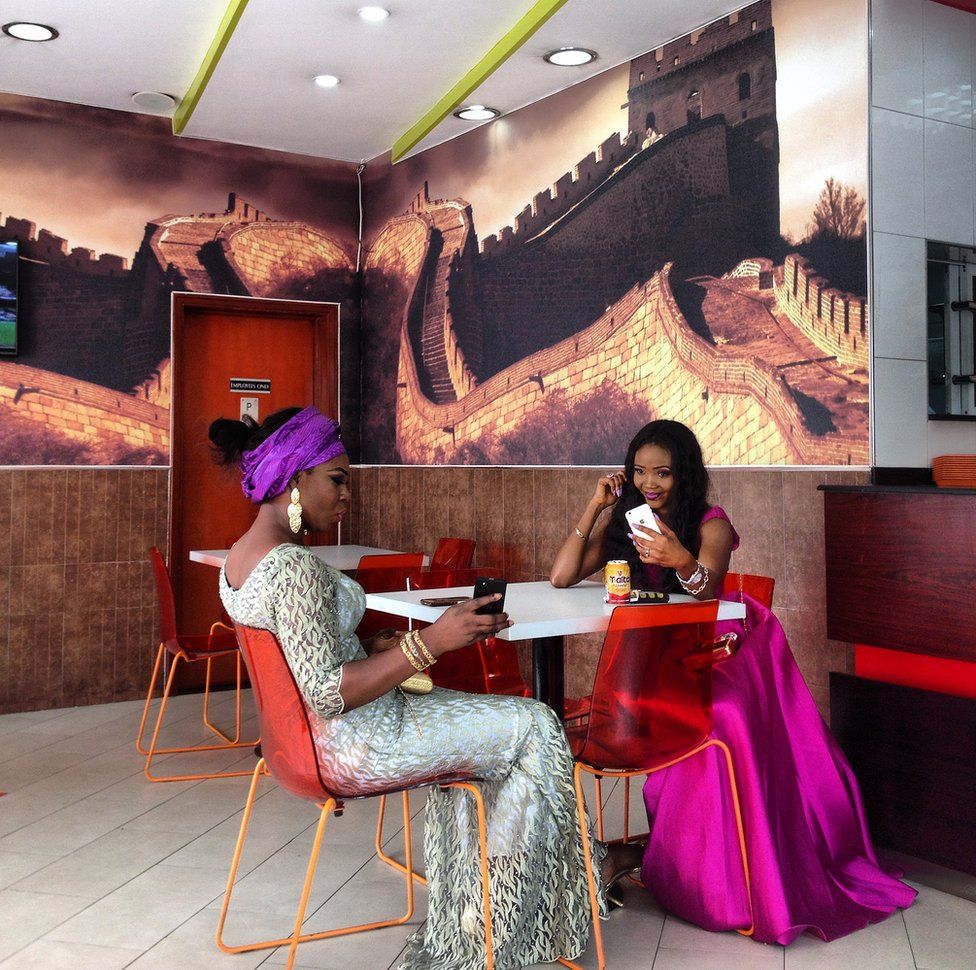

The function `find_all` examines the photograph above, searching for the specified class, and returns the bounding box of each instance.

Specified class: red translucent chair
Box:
[568,602,754,967]
[723,571,775,609]
[601,573,774,844]
[135,547,257,782]
[429,537,476,571]
[354,552,425,640]
[218,624,496,969]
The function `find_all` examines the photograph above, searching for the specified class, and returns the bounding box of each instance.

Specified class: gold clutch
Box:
[399,672,434,695]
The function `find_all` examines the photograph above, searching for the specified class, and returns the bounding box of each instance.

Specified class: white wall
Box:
[870,0,976,466]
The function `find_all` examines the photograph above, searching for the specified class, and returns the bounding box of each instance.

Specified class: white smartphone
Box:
[625,503,662,535]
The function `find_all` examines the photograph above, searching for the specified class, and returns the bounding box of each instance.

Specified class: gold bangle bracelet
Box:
[399,637,426,672]
[574,527,588,540]
[409,630,437,667]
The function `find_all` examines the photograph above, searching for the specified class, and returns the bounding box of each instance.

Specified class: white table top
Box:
[189,545,428,572]
[364,580,747,642]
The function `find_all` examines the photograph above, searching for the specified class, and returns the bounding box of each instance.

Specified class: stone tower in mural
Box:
[626,0,779,249]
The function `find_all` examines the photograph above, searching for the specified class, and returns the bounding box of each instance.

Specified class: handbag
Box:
[399,671,434,694]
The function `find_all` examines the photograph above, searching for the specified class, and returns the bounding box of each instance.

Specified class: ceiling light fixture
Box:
[2,21,59,42]
[543,47,596,67]
[358,6,390,22]
[453,105,500,122]
[131,91,178,113]
[313,74,341,89]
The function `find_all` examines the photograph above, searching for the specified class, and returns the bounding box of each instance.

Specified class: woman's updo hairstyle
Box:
[208,407,302,467]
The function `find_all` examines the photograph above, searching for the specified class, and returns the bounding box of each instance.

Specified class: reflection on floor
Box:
[0,691,973,969]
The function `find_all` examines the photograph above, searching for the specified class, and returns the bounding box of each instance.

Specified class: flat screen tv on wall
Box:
[0,240,17,355]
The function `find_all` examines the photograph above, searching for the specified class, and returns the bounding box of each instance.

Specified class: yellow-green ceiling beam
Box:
[173,0,251,135]
[391,0,572,163]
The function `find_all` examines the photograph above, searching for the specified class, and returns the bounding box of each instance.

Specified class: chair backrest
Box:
[576,601,720,771]
[430,538,476,571]
[149,547,178,645]
[406,568,480,592]
[355,553,426,640]
[723,571,775,609]
[232,623,332,802]
[406,568,484,692]
[356,552,425,578]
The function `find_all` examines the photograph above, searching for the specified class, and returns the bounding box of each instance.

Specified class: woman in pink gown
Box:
[551,419,915,944]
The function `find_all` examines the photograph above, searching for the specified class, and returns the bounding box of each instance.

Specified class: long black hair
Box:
[208,407,302,470]
[602,420,710,592]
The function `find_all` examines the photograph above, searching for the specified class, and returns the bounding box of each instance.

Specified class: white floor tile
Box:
[44,864,228,951]
[0,851,59,891]
[903,883,976,969]
[0,889,90,962]
[654,948,782,969]
[11,825,194,899]
[660,915,781,962]
[784,910,914,969]
[0,938,140,969]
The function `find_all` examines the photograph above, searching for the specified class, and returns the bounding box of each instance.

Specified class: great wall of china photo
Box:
[362,0,869,466]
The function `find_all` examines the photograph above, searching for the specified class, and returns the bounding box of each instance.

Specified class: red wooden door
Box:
[170,294,339,689]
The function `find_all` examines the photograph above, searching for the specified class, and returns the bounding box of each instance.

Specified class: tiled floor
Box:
[1,692,974,969]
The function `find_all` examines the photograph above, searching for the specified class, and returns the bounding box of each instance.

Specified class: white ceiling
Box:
[0,0,742,164]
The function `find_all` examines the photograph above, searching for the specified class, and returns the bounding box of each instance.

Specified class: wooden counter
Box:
[823,484,976,875]
[822,485,976,661]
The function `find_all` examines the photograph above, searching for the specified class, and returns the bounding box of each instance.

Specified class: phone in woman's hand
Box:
[472,577,507,614]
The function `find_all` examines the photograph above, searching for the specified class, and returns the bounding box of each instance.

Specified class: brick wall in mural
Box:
[0,97,358,466]
[361,0,869,466]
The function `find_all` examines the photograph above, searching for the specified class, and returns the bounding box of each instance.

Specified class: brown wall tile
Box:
[0,467,166,714]
[502,468,534,581]
[422,467,451,558]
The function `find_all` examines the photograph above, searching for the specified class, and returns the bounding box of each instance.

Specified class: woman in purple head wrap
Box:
[209,406,617,970]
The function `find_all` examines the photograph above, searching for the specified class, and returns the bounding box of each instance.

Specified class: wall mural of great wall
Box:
[361,0,870,466]
[0,0,867,468]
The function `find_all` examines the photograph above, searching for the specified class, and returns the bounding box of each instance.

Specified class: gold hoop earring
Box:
[287,487,303,535]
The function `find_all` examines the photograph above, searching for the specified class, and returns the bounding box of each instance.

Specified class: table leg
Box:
[532,635,565,721]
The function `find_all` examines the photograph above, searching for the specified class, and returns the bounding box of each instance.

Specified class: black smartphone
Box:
[472,577,507,614]
[419,595,471,607]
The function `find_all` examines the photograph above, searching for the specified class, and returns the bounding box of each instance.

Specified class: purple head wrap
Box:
[240,406,346,503]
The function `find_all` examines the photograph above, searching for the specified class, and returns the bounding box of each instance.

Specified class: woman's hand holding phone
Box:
[424,595,512,655]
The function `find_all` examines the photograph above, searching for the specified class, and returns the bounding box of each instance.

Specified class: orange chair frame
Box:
[136,547,257,782]
[216,761,499,970]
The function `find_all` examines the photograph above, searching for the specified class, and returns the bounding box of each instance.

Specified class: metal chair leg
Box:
[143,652,255,783]
[572,762,607,970]
[375,793,427,885]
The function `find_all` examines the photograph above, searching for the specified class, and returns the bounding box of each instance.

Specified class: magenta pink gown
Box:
[639,507,916,944]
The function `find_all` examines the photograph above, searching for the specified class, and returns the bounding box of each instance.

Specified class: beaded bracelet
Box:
[678,560,710,595]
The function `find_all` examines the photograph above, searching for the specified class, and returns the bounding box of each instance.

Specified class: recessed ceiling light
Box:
[2,21,59,42]
[313,74,341,89]
[454,105,500,122]
[131,91,178,113]
[358,6,390,22]
[543,47,597,67]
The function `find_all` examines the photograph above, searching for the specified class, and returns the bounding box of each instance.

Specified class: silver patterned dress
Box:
[220,543,606,970]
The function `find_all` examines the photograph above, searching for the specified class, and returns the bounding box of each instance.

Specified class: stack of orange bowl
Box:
[932,454,976,488]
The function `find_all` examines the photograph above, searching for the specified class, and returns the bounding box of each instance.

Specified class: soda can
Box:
[605,560,631,603]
